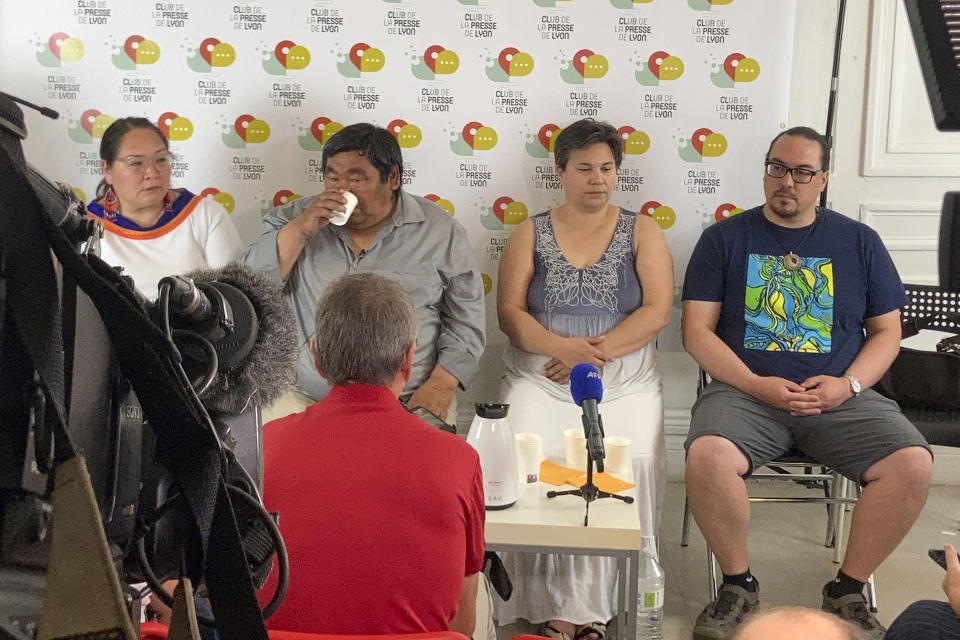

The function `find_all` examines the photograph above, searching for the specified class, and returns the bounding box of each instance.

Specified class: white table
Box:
[484,473,643,640]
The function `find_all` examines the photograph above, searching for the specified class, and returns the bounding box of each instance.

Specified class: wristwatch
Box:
[842,374,861,397]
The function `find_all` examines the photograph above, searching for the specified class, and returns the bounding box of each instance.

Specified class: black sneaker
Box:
[821,585,886,639]
[692,583,760,640]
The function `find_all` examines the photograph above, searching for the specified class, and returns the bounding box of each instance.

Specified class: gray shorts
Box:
[684,381,932,483]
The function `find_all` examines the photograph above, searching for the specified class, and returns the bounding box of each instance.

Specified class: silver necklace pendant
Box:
[783,252,802,271]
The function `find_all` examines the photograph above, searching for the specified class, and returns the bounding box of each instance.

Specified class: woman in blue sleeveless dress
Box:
[495,119,673,639]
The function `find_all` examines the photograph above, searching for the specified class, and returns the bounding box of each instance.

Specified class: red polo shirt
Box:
[261,383,485,634]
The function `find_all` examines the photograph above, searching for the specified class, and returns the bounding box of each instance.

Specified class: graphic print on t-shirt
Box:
[744,254,833,353]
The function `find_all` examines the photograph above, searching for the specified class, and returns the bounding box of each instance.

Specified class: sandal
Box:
[542,623,572,640]
[573,622,606,640]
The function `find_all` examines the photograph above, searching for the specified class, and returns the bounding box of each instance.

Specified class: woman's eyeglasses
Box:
[116,152,176,175]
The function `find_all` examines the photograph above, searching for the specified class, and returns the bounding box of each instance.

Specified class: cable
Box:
[171,329,218,397]
[228,484,288,619]
[227,448,262,504]
[158,279,229,472]
[135,494,183,610]
[158,281,221,398]
[158,281,174,345]
[134,483,289,624]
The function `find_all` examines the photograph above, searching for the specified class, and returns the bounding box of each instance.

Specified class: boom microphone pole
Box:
[820,0,847,208]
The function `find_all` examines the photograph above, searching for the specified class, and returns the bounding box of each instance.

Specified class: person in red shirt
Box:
[262,271,486,635]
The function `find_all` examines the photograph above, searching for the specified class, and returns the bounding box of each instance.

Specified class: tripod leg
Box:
[595,490,635,504]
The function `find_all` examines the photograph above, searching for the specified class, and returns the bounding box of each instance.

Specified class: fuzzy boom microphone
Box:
[159,263,298,415]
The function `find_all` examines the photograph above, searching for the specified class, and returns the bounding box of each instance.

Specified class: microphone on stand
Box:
[548,362,630,522]
[570,363,605,473]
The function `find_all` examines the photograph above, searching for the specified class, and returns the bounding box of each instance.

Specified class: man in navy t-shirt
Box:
[681,127,932,640]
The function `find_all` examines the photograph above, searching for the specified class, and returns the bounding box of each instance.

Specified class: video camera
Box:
[0,92,297,639]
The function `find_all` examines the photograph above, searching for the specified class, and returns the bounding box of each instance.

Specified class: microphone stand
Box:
[547,416,634,526]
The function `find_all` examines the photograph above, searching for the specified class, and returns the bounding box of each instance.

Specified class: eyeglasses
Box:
[116,152,175,175]
[764,161,824,184]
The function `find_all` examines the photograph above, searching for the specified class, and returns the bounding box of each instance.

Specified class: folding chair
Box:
[878,283,960,530]
[680,369,877,611]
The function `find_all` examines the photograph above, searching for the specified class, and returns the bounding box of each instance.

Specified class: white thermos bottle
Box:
[466,403,518,510]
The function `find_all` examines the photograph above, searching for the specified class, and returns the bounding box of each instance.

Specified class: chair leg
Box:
[866,573,877,613]
[681,497,692,547]
[832,475,848,564]
[707,546,719,601]
[817,465,833,529]
[824,472,837,548]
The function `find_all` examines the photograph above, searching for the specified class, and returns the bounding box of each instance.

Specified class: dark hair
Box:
[553,118,623,170]
[95,116,169,199]
[313,272,416,387]
[320,122,403,189]
[765,126,830,171]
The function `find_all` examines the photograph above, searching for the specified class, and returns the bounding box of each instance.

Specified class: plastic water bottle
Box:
[636,549,664,640]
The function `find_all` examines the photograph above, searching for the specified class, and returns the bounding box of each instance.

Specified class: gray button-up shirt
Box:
[239,190,486,401]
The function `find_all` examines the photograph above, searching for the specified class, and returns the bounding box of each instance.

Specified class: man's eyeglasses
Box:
[763,161,824,184]
[116,152,176,175]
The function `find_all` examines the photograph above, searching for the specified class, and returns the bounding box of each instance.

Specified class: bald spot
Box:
[733,608,868,640]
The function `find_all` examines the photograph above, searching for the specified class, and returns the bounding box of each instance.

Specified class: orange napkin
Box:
[538,460,583,486]
[568,472,635,494]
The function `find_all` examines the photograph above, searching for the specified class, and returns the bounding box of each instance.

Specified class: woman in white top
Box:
[86,117,243,299]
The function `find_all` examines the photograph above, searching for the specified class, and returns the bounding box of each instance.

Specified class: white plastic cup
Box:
[514,432,544,484]
[329,191,358,226]
[564,428,588,469]
[603,436,632,475]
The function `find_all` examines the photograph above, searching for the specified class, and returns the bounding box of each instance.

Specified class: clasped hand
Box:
[750,375,853,416]
[542,335,609,384]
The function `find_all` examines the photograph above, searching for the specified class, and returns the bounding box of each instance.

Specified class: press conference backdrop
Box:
[0,0,794,354]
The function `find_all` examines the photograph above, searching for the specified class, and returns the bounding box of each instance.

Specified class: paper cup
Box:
[603,436,632,474]
[564,428,588,469]
[515,432,544,484]
[329,191,358,226]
